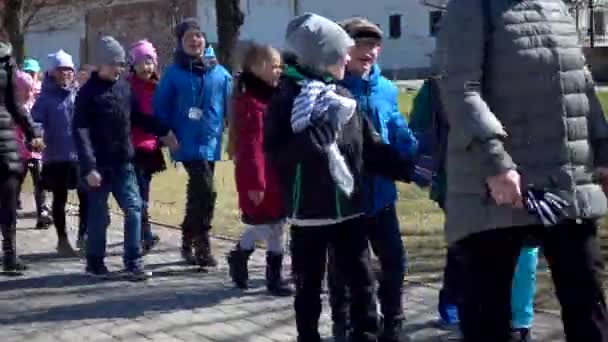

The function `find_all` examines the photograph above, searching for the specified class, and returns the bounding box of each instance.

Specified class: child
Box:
[32,50,86,256]
[22,58,42,98]
[226,43,292,296]
[128,39,166,254]
[14,70,51,230]
[73,36,176,280]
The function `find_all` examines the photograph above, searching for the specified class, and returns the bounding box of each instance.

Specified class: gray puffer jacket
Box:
[436,0,608,244]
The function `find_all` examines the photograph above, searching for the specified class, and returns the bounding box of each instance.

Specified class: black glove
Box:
[310,121,336,148]
[523,187,570,227]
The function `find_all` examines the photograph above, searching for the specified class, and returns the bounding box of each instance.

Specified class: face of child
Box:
[25,71,39,82]
[325,53,352,81]
[251,53,282,87]
[16,86,33,105]
[53,67,75,88]
[182,29,205,57]
[134,57,156,80]
[98,63,126,81]
[347,38,381,76]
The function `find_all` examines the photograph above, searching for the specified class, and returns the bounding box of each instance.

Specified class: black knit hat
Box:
[175,18,203,40]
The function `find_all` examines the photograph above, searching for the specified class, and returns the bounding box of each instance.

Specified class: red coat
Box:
[233,76,284,224]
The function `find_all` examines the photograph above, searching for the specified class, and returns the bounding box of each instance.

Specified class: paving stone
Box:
[0,194,566,342]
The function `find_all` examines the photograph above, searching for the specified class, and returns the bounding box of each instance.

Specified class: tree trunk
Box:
[215,0,243,73]
[4,0,25,64]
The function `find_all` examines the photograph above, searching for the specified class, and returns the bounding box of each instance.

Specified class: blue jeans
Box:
[134,167,154,242]
[86,163,142,269]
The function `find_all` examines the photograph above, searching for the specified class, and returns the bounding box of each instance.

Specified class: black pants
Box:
[51,187,88,240]
[328,205,406,324]
[459,221,608,342]
[0,175,19,261]
[291,217,378,342]
[16,159,46,217]
[181,161,216,247]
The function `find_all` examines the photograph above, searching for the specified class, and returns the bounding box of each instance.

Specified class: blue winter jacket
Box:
[153,63,232,162]
[32,74,78,162]
[341,64,418,215]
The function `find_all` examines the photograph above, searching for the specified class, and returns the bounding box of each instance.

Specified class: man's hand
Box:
[597,167,608,194]
[30,138,45,153]
[160,131,180,152]
[86,170,102,188]
[487,169,523,208]
[248,190,264,206]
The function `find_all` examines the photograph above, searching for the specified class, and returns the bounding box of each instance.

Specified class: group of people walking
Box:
[1,0,608,341]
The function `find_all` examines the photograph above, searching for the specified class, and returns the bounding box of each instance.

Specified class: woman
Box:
[264,13,414,342]
[0,36,43,274]
[128,39,166,253]
[226,43,292,296]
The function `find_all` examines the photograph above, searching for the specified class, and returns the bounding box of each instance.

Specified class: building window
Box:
[389,14,402,39]
[430,11,443,36]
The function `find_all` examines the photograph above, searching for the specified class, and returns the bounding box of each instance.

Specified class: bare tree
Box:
[215,0,244,72]
[3,0,46,63]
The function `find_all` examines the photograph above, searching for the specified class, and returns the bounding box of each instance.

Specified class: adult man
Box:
[436,1,608,341]
[154,18,232,267]
[74,36,175,280]
[329,17,418,342]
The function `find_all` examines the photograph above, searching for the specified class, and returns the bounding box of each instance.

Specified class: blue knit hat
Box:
[47,49,75,70]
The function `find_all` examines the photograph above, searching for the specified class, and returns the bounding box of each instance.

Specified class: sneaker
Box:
[181,247,197,265]
[2,258,28,276]
[35,220,50,230]
[511,328,533,342]
[85,264,111,279]
[123,266,152,281]
[198,254,218,268]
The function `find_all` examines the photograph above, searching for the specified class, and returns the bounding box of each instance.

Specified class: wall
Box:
[25,27,83,70]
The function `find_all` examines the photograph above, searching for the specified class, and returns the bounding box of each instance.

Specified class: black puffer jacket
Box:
[0,56,40,177]
[264,67,413,225]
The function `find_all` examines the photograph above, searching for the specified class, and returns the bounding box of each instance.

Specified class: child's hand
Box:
[30,138,45,152]
[248,190,264,206]
[86,170,102,188]
[160,131,180,152]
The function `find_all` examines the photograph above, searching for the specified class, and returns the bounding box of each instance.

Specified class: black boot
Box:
[196,230,217,268]
[227,243,254,289]
[181,229,196,265]
[266,252,293,296]
[379,316,404,342]
[2,225,27,275]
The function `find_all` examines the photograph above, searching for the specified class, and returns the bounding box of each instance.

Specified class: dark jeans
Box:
[134,167,153,242]
[181,160,216,248]
[459,221,608,342]
[51,187,88,240]
[291,217,378,342]
[86,164,142,269]
[0,175,19,260]
[17,159,46,217]
[328,205,406,323]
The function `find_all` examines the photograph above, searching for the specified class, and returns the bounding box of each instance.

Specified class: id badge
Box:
[188,107,203,120]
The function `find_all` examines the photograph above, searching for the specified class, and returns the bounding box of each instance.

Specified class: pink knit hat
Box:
[129,39,158,65]
[15,70,34,93]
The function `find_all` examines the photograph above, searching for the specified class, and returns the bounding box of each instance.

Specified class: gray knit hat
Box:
[285,13,354,68]
[95,36,126,66]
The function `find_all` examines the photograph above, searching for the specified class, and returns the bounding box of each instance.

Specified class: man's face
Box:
[53,67,74,87]
[347,38,381,76]
[98,63,126,81]
[181,29,205,57]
